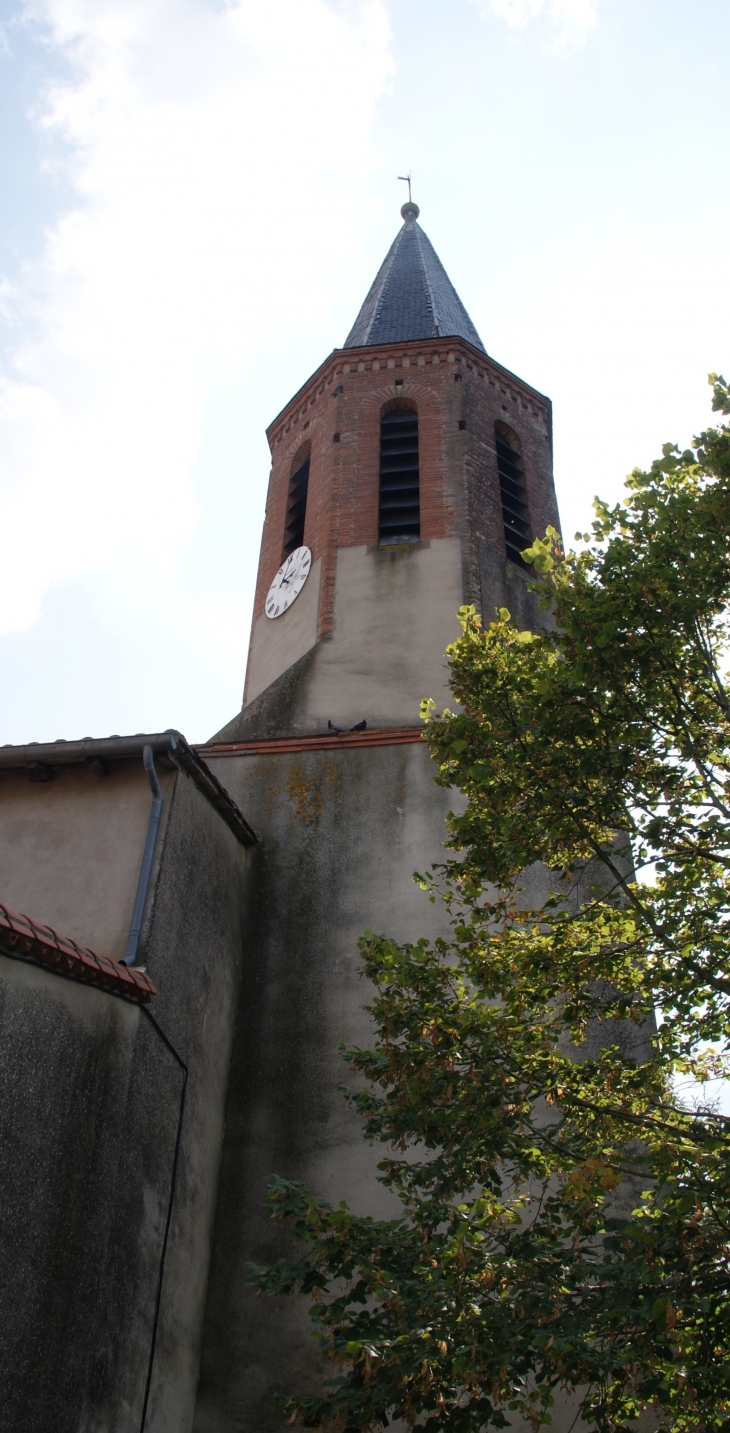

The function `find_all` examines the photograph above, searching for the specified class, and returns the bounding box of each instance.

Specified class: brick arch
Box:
[289,439,311,476]
[380,396,418,419]
[494,418,522,456]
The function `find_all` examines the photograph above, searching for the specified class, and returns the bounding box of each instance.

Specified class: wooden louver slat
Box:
[379,411,420,540]
[495,432,530,566]
[283,457,310,555]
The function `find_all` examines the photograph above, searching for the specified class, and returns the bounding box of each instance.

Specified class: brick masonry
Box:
[247,337,559,686]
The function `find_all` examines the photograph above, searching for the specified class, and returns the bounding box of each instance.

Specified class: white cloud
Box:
[470,0,597,50]
[0,0,394,636]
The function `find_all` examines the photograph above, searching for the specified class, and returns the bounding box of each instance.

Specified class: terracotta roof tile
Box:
[0,903,157,1003]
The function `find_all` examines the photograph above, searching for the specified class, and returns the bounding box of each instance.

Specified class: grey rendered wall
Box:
[0,761,175,961]
[213,544,549,748]
[193,740,457,1433]
[0,763,250,1433]
[0,958,176,1433]
[477,543,553,633]
[244,540,463,728]
[141,766,251,1433]
[246,557,323,705]
[0,759,176,1433]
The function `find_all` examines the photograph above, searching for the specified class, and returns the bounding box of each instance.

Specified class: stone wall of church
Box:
[0,760,252,1433]
[0,958,184,1433]
[193,738,459,1433]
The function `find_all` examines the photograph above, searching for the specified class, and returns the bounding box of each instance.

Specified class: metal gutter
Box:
[122,747,164,967]
[0,730,257,847]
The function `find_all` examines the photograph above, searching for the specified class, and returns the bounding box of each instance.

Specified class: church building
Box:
[0,199,559,1433]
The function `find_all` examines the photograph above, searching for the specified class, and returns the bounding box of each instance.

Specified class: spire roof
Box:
[344,201,486,353]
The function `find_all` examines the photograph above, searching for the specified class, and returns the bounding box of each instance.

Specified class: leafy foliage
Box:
[249,376,730,1432]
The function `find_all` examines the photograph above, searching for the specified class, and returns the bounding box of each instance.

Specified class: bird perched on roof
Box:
[327,720,342,734]
[350,720,367,731]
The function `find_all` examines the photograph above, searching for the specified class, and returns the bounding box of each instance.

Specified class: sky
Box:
[0,0,728,745]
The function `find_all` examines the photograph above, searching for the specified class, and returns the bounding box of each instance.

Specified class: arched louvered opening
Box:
[379,406,420,542]
[495,422,530,567]
[283,445,310,557]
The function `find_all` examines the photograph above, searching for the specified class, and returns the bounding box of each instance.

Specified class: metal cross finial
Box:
[397,173,412,203]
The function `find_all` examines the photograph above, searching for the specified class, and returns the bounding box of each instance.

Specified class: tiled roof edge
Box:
[170,741,257,846]
[0,902,157,1004]
[0,732,257,848]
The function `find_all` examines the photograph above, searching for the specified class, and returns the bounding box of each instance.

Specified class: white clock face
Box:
[264,545,312,619]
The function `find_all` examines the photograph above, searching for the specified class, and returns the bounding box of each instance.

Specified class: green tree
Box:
[250,376,730,1433]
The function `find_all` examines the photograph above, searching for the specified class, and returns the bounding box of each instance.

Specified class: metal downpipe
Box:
[122,744,165,966]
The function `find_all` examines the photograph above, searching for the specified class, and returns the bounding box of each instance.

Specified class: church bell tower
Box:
[194,201,561,1432]
[214,198,558,743]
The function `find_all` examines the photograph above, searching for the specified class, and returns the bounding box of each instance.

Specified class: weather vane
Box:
[397,173,412,203]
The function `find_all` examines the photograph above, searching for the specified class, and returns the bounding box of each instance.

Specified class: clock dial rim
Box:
[264,545,312,620]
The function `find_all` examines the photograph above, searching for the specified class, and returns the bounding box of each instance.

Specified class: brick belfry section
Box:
[192,203,561,1432]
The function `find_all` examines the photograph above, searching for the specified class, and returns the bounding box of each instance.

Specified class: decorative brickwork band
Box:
[0,902,157,1003]
[200,725,425,758]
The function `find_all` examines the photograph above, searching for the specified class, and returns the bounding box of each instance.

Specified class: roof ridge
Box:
[359,224,404,346]
[412,221,440,336]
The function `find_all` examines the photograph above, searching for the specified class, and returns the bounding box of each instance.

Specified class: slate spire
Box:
[344,200,486,353]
